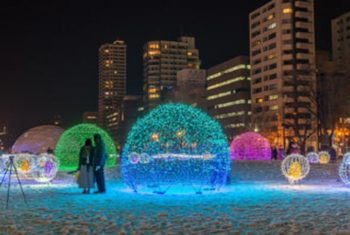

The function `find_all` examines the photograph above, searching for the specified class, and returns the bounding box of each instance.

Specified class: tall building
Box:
[249,0,317,148]
[166,68,207,110]
[98,40,127,141]
[143,36,200,108]
[118,95,143,145]
[82,112,98,125]
[206,56,251,140]
[332,11,350,74]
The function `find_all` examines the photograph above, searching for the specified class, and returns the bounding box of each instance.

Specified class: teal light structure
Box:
[55,124,117,171]
[122,103,230,194]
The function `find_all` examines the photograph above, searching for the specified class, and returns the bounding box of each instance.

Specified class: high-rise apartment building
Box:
[249,0,316,148]
[82,112,98,125]
[332,11,350,74]
[98,40,126,141]
[206,56,251,140]
[166,68,207,110]
[143,37,200,108]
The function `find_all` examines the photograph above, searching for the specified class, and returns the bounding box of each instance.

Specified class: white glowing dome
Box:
[12,125,64,154]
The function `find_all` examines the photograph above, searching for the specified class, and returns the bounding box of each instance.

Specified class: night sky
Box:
[1,0,350,143]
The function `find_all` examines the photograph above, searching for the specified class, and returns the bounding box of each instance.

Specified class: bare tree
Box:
[317,72,350,148]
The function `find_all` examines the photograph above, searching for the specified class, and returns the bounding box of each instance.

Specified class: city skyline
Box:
[1,0,349,142]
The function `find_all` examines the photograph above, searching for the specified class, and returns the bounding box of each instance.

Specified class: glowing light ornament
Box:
[15,153,34,175]
[230,132,271,160]
[30,154,59,183]
[0,154,59,183]
[55,124,117,171]
[122,103,230,194]
[306,152,319,164]
[318,151,330,164]
[339,152,350,186]
[281,154,310,184]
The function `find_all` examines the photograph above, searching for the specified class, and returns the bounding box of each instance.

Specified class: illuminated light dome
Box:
[306,152,319,164]
[121,103,230,194]
[339,152,350,186]
[230,132,271,160]
[281,154,310,184]
[55,124,117,171]
[12,125,64,154]
[318,151,330,164]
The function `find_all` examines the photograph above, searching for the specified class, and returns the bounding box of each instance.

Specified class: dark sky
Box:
[1,0,350,143]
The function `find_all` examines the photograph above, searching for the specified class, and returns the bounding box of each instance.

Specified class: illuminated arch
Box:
[55,124,117,171]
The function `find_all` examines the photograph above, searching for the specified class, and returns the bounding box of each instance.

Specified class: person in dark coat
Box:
[329,147,337,163]
[93,134,107,193]
[271,146,278,160]
[77,139,94,194]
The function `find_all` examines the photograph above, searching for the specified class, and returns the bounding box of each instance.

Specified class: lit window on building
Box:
[214,111,245,119]
[207,91,231,100]
[256,98,263,103]
[283,8,293,14]
[207,77,246,90]
[225,123,245,128]
[149,43,160,49]
[104,49,109,53]
[148,87,157,94]
[269,95,278,100]
[267,14,274,20]
[270,105,278,110]
[148,50,160,56]
[149,94,160,99]
[267,54,276,60]
[267,22,277,30]
[215,99,246,109]
[187,51,193,56]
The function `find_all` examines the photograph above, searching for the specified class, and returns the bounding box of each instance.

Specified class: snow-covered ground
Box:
[0,161,350,234]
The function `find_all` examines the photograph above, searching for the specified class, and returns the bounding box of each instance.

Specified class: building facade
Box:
[332,11,350,74]
[82,112,98,125]
[165,68,206,110]
[98,40,127,141]
[143,37,200,109]
[118,95,143,146]
[249,0,317,149]
[206,56,251,140]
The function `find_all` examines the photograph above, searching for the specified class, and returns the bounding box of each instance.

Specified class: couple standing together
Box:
[77,134,107,194]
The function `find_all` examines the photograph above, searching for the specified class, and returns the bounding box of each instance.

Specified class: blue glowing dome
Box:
[121,103,230,194]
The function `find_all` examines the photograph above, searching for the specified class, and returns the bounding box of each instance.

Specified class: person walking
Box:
[93,134,107,193]
[77,139,95,194]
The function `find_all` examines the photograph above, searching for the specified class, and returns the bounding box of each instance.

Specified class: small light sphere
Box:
[318,151,330,164]
[339,152,350,186]
[0,154,59,183]
[121,103,230,194]
[230,132,271,160]
[281,154,310,184]
[306,152,319,164]
[31,153,59,183]
[15,153,33,174]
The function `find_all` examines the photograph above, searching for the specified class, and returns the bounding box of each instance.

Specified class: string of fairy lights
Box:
[121,103,230,194]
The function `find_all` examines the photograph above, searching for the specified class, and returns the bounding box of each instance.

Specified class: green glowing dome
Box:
[55,124,117,171]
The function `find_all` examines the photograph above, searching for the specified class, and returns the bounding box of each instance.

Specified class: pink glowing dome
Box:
[230,132,271,160]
